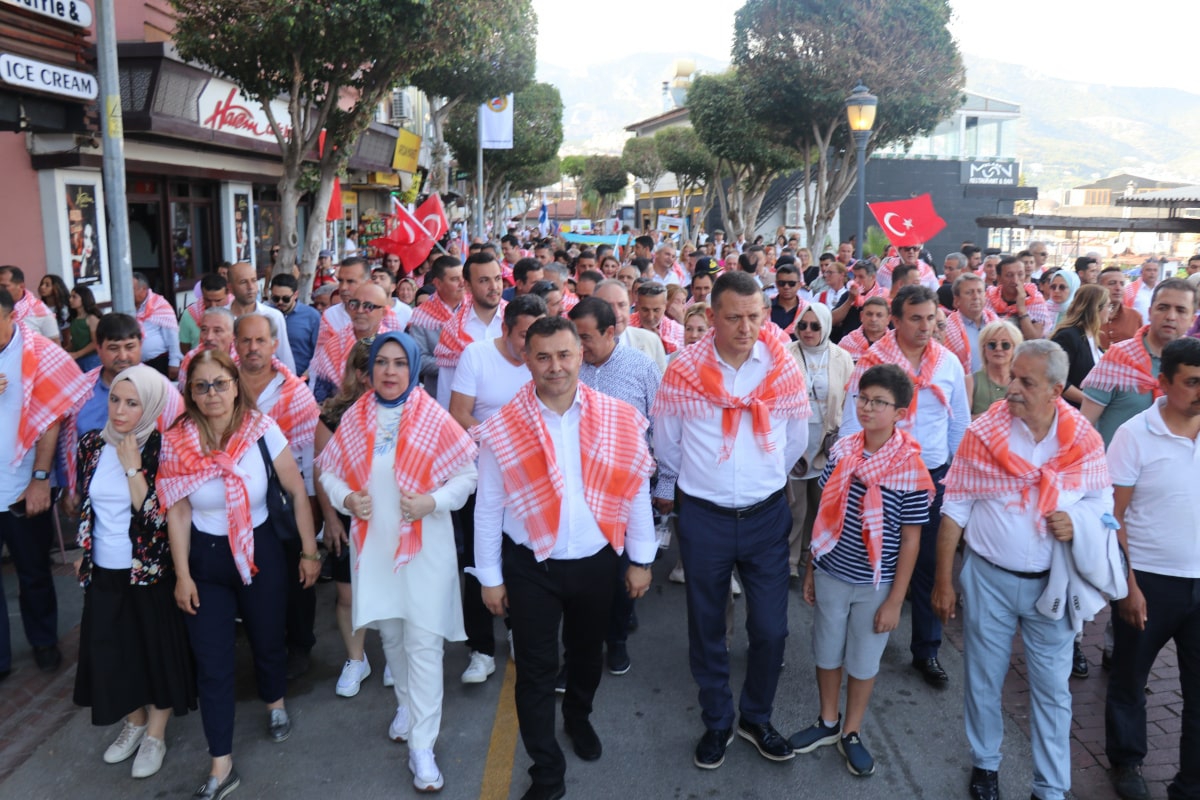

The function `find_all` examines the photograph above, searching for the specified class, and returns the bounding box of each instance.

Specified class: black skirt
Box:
[73,566,198,726]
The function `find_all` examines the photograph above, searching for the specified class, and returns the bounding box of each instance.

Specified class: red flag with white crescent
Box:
[868,194,946,248]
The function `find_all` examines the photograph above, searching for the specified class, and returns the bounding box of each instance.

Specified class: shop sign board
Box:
[0,0,92,28]
[392,128,421,173]
[0,52,97,100]
[960,160,1019,187]
[197,78,293,143]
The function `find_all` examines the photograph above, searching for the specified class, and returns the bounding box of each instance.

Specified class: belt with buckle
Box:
[974,549,1049,580]
[681,488,785,520]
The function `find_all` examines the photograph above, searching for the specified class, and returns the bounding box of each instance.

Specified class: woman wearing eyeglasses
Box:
[1049,283,1110,408]
[159,350,320,800]
[970,320,1024,418]
[786,302,853,580]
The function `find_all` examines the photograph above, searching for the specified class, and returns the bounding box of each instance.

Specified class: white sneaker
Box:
[103,720,147,764]
[130,735,166,778]
[388,705,411,743]
[335,656,371,697]
[408,747,444,792]
[383,664,394,687]
[731,573,742,597]
[461,651,495,684]
[669,564,686,584]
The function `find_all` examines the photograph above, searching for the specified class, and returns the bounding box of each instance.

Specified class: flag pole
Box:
[476,105,485,241]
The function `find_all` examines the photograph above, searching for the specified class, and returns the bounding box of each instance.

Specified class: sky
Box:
[532,0,1193,93]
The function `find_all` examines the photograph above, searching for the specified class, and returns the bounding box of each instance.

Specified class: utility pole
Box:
[95,0,134,313]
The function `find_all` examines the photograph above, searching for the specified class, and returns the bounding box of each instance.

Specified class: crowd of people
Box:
[0,229,1199,800]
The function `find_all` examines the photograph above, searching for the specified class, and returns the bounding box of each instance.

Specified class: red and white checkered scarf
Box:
[943,398,1109,535]
[159,411,275,584]
[811,429,934,586]
[1123,279,1144,308]
[879,257,936,286]
[850,330,954,417]
[14,324,90,466]
[473,382,653,560]
[1080,325,1160,398]
[657,316,685,353]
[761,319,793,347]
[848,280,888,308]
[137,290,179,332]
[987,284,1049,323]
[62,367,184,493]
[434,297,506,369]
[407,292,455,330]
[315,388,476,572]
[259,358,319,450]
[561,292,579,316]
[838,328,883,362]
[943,308,999,373]
[653,327,811,461]
[12,292,53,327]
[777,298,808,337]
[310,308,401,385]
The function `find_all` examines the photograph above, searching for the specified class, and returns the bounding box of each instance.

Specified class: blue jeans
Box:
[961,550,1073,800]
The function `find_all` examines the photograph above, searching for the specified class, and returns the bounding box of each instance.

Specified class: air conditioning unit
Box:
[389,90,412,127]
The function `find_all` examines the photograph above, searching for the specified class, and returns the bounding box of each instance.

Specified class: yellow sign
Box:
[366,172,400,187]
[341,190,358,206]
[392,128,421,173]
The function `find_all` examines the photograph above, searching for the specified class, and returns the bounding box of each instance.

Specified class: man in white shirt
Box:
[227,261,295,372]
[132,273,183,379]
[594,280,666,373]
[434,254,506,409]
[933,339,1112,800]
[841,285,970,688]
[653,271,810,770]
[448,294,545,686]
[235,313,322,679]
[0,266,58,341]
[473,316,655,800]
[370,265,413,331]
[1126,259,1160,323]
[1105,336,1200,800]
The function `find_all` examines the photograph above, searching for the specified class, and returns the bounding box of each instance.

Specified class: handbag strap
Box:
[257,436,280,488]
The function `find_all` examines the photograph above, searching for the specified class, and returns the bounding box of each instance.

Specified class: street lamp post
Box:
[845,83,878,261]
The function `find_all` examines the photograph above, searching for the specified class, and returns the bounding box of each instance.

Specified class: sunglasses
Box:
[795,321,822,332]
[776,281,798,288]
[346,299,384,313]
[986,341,1013,351]
[191,378,234,395]
[270,294,293,304]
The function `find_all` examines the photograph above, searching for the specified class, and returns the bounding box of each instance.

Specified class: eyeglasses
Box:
[794,321,822,332]
[191,378,234,395]
[270,294,293,304]
[776,281,798,288]
[854,394,896,411]
[346,299,383,313]
[986,340,1013,351]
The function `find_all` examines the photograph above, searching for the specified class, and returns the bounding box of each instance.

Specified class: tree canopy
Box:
[655,127,716,239]
[731,0,964,248]
[622,137,665,197]
[582,155,628,219]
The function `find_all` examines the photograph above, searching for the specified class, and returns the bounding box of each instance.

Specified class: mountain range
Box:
[537,52,1200,193]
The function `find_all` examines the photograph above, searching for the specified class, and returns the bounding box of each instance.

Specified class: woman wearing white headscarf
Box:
[1046,269,1080,327]
[785,302,854,579]
[73,364,196,781]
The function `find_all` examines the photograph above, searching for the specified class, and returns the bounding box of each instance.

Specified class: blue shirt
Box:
[76,374,111,437]
[284,302,321,377]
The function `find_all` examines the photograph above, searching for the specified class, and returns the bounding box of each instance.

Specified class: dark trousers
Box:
[678,491,791,730]
[185,524,288,758]
[0,508,58,671]
[606,550,634,646]
[1107,571,1200,799]
[143,352,170,377]
[503,537,619,787]
[910,463,948,660]
[455,492,496,657]
[281,537,316,655]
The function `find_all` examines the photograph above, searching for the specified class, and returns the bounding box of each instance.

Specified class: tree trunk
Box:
[427,95,462,197]
[275,160,304,288]
[295,155,339,303]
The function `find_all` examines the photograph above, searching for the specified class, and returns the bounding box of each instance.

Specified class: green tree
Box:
[560,154,587,201]
[655,126,716,240]
[732,0,964,251]
[687,70,798,240]
[582,155,629,221]
[622,136,665,200]
[411,0,537,196]
[172,0,500,297]
[445,82,564,235]
[509,157,562,222]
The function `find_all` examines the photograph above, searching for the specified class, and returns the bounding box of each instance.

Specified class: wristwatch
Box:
[32,469,49,481]
[125,467,140,478]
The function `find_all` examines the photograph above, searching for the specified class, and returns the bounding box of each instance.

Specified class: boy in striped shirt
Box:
[788,364,934,777]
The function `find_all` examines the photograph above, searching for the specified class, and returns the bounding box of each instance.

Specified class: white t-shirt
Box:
[189,424,289,537]
[90,445,135,569]
[0,326,35,507]
[391,299,413,332]
[451,339,530,423]
[1107,398,1200,577]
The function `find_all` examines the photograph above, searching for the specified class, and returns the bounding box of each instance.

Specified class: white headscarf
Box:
[797,302,833,358]
[101,364,169,448]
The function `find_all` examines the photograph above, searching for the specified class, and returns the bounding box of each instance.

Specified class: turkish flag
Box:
[414,194,449,242]
[868,194,946,248]
[369,197,446,273]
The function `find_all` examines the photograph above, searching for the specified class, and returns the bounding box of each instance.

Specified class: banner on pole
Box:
[480,95,513,149]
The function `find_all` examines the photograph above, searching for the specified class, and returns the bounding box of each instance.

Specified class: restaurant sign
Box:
[0,0,92,28]
[197,78,293,143]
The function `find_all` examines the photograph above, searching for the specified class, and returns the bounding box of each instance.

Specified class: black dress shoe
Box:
[912,656,949,688]
[736,718,795,762]
[1071,641,1089,679]
[1111,763,1150,800]
[564,717,602,761]
[519,782,566,800]
[969,766,1000,800]
[694,727,733,769]
[33,645,61,672]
